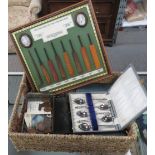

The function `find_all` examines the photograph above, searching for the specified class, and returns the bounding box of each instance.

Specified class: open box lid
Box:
[10,0,112,94]
[109,65,147,129]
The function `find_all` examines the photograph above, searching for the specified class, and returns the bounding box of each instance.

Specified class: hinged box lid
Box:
[10,0,112,94]
[109,65,147,129]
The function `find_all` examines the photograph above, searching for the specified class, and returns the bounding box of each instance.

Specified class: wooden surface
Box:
[39,0,120,46]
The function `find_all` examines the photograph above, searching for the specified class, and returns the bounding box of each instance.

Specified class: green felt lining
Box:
[12,4,108,92]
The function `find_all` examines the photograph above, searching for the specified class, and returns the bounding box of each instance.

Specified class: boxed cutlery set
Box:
[69,66,146,133]
[9,0,147,153]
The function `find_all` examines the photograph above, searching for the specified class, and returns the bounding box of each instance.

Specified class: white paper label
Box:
[30,14,74,41]
[42,25,68,42]
[40,68,104,92]
[27,101,51,115]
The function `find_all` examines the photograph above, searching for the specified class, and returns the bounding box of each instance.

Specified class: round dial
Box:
[75,12,88,27]
[20,34,32,48]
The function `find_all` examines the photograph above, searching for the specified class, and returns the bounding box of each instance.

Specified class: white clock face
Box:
[76,13,87,27]
[20,34,32,47]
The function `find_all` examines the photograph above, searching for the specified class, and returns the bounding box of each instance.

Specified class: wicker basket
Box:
[9,74,137,153]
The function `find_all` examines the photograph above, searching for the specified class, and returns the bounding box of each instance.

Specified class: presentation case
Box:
[10,0,111,95]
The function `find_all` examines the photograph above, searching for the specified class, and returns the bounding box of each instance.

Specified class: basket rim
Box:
[8,123,137,141]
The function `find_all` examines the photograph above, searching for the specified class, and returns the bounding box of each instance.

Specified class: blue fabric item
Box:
[86,93,98,131]
[32,115,44,127]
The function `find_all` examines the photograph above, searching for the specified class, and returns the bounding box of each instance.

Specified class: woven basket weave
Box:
[9,74,137,153]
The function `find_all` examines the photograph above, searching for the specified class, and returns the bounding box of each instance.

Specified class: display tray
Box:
[10,0,111,94]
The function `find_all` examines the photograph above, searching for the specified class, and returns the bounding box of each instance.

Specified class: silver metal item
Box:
[74,98,85,104]
[101,116,113,122]
[101,112,113,122]
[99,103,111,110]
[79,123,91,131]
[77,111,88,117]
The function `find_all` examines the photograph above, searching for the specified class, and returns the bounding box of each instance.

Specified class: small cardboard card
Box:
[69,65,147,133]
[10,0,111,94]
[24,93,52,133]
